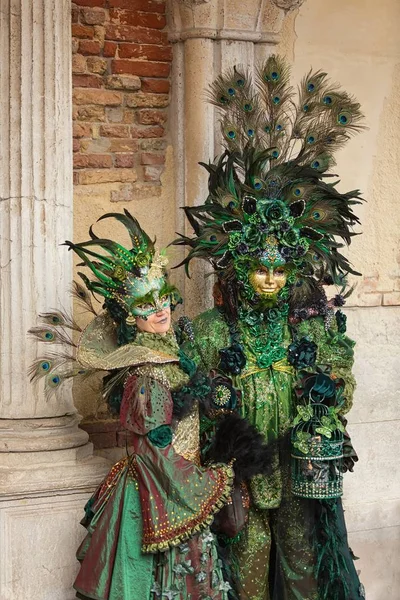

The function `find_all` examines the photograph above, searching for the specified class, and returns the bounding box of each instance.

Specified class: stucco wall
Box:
[281,2,400,597]
[279,0,400,306]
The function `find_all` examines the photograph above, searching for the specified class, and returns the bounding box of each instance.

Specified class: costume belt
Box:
[240,358,294,379]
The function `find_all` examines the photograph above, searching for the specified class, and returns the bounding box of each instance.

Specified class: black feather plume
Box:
[206,413,277,482]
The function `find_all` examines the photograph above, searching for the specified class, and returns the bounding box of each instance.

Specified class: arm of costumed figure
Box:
[295,314,358,472]
[119,372,234,553]
[296,314,356,414]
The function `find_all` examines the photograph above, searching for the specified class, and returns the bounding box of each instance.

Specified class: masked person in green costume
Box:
[175,56,365,600]
[29,210,275,600]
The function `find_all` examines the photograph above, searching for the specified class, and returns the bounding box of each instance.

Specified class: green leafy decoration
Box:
[293,431,312,454]
[315,408,345,438]
[292,403,313,426]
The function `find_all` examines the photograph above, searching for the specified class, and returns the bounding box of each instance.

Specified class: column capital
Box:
[270,0,305,10]
[168,0,288,44]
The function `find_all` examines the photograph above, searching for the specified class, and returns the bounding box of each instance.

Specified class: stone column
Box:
[0,2,108,598]
[167,0,303,316]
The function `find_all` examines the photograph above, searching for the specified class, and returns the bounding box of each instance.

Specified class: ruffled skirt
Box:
[74,458,231,600]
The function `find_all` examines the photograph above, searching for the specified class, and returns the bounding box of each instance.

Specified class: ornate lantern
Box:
[291,402,344,499]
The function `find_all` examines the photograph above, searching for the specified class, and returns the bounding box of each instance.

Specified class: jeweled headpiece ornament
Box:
[175,55,365,309]
[65,210,180,324]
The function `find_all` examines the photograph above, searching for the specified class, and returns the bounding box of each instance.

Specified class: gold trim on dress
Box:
[141,464,234,553]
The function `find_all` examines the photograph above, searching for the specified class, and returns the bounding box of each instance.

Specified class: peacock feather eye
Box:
[271,149,280,158]
[307,82,315,92]
[228,87,235,96]
[51,316,61,324]
[294,188,302,197]
[337,111,350,125]
[307,135,315,144]
[41,361,50,371]
[228,201,236,210]
[273,96,281,105]
[265,125,271,133]
[244,103,253,112]
[276,124,283,131]
[51,375,60,386]
[312,211,321,220]
[252,179,263,191]
[210,235,217,242]
[303,104,309,112]
[45,332,54,340]
[219,95,229,105]
[311,160,320,169]
[271,71,279,80]
[227,130,236,139]
[247,129,255,137]
[236,78,245,87]
[323,95,333,105]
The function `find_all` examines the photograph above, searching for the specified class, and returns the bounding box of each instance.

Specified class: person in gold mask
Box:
[176,55,365,600]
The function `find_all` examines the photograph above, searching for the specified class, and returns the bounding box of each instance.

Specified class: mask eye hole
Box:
[136,303,153,311]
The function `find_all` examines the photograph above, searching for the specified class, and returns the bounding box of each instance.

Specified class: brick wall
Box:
[72,0,171,199]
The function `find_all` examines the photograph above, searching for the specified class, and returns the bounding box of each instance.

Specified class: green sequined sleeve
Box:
[181,309,230,372]
[296,316,356,414]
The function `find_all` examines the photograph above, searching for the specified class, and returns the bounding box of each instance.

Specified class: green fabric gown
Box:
[74,331,233,600]
[183,308,363,600]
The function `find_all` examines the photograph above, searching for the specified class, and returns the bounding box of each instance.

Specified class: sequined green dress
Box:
[184,308,362,600]
[74,330,233,600]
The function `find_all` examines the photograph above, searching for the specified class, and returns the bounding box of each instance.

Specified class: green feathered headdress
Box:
[174,55,365,307]
[65,209,181,322]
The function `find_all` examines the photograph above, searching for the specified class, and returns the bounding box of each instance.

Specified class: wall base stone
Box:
[0,493,91,600]
[344,306,400,600]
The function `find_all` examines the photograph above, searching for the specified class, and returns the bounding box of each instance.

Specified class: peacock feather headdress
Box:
[175,55,365,315]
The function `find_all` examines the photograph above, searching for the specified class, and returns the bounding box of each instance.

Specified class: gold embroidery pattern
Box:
[172,404,201,465]
[141,464,234,553]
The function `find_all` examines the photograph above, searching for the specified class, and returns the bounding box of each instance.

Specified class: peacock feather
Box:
[28,325,77,347]
[38,310,81,332]
[71,280,99,316]
[28,314,92,399]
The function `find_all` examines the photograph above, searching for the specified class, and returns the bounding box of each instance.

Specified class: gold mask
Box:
[249,266,288,298]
